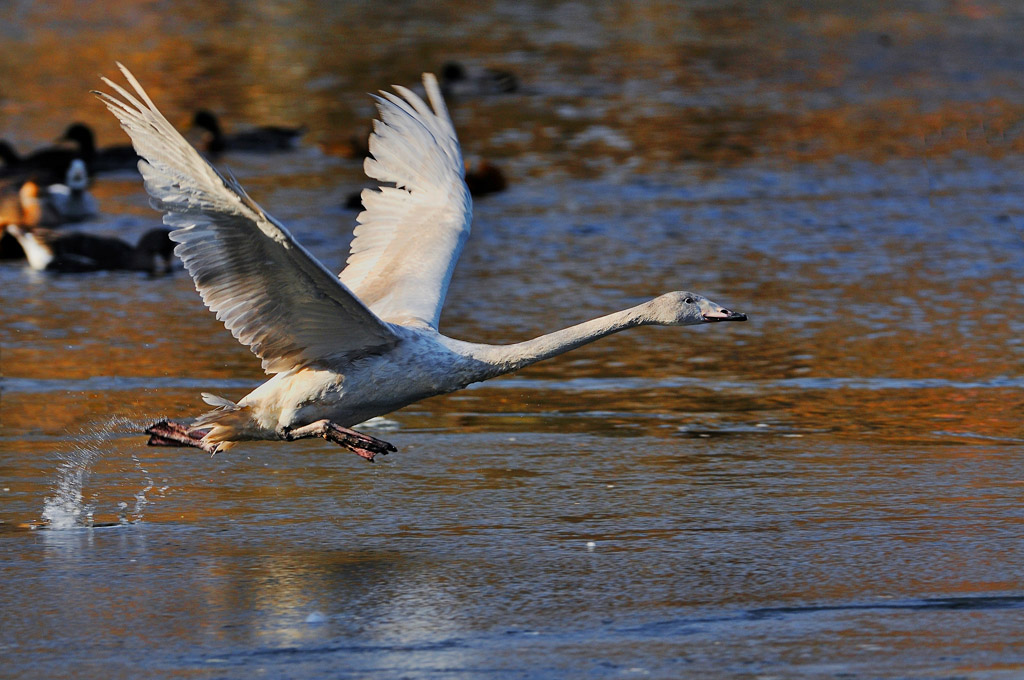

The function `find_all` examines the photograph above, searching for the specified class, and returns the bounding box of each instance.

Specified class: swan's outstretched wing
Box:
[341,74,472,330]
[95,63,398,374]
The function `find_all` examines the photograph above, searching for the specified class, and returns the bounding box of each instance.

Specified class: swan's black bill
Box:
[702,309,747,322]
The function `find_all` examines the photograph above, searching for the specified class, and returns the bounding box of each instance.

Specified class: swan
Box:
[95,63,747,460]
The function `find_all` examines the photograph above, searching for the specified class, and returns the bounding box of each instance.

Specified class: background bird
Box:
[5,223,173,274]
[190,109,305,156]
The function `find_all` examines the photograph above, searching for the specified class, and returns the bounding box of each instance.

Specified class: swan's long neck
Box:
[465,300,657,378]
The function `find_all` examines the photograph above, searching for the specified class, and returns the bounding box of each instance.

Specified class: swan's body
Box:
[206,332,484,440]
[96,64,746,459]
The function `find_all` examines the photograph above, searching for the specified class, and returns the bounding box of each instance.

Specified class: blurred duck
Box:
[5,224,174,274]
[0,122,135,182]
[0,162,97,229]
[0,181,41,258]
[0,141,20,170]
[60,122,140,174]
[321,129,370,160]
[439,61,519,97]
[464,158,507,197]
[0,180,41,227]
[191,110,305,156]
[0,136,83,185]
[39,159,99,224]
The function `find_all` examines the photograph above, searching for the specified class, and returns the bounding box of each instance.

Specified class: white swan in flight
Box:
[95,63,747,461]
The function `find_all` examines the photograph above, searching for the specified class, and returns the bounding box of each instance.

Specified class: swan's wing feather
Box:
[339,74,471,330]
[95,63,398,374]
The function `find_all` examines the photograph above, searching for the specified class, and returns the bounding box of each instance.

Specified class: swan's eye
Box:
[684,297,694,304]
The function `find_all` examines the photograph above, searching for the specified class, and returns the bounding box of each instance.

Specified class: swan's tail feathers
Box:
[194,393,249,451]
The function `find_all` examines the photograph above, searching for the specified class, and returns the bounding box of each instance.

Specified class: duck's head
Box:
[648,291,747,326]
[192,110,222,135]
[134,228,176,275]
[60,123,96,153]
[440,61,467,84]
[64,159,89,191]
[191,110,224,154]
[0,140,19,166]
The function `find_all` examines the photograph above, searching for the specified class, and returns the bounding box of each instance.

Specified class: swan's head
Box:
[649,291,747,326]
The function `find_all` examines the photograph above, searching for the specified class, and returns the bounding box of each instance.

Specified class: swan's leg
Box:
[145,420,217,454]
[284,420,397,462]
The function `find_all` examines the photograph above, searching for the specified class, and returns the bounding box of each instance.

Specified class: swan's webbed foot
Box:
[284,420,397,462]
[146,420,217,454]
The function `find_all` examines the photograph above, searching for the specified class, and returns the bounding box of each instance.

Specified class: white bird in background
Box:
[95,63,746,461]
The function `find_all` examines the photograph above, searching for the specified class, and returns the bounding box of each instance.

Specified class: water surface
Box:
[3,2,1024,678]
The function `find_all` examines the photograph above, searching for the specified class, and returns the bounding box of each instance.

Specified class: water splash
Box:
[41,442,99,529]
[130,451,155,521]
[40,415,164,529]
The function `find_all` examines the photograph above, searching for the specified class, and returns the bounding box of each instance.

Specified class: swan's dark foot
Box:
[284,420,397,462]
[146,420,217,454]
